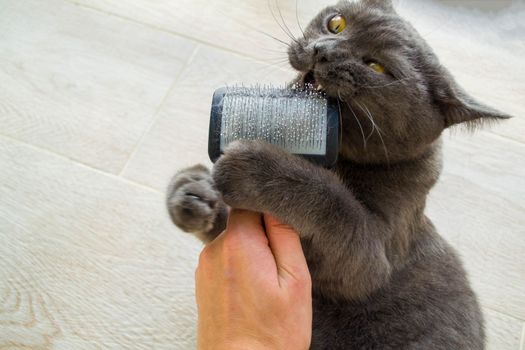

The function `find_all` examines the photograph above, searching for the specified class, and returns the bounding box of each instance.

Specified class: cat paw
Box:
[212,140,286,211]
[167,164,225,240]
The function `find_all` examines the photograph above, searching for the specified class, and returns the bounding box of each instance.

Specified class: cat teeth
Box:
[316,84,324,91]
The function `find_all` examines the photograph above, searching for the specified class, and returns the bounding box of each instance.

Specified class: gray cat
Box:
[167,0,510,348]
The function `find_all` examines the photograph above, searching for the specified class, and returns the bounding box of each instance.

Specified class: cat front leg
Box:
[213,140,392,301]
[166,164,228,243]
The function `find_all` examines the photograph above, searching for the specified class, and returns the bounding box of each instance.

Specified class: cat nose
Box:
[313,43,329,63]
[313,40,337,63]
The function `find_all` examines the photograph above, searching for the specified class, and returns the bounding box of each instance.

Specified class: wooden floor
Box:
[0,0,524,348]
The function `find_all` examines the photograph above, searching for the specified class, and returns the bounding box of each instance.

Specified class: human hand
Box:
[195,209,312,350]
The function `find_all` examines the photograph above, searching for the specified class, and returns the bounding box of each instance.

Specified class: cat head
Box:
[288,0,510,163]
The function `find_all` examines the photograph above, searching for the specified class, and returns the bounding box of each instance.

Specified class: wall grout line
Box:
[117,45,200,177]
[0,133,162,195]
[61,0,292,69]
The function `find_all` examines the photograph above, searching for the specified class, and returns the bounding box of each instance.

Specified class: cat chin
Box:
[323,85,356,102]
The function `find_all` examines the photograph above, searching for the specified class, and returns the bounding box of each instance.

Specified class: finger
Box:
[263,214,310,283]
[222,209,278,282]
[225,209,268,246]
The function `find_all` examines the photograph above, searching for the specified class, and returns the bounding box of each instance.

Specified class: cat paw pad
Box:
[167,165,220,234]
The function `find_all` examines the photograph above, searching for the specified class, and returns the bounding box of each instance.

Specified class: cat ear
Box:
[433,75,511,129]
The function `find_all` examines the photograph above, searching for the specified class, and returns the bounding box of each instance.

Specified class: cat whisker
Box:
[295,0,306,39]
[355,100,376,142]
[366,107,390,166]
[261,60,291,68]
[258,47,289,55]
[361,76,415,89]
[339,91,367,149]
[355,100,390,165]
[263,56,291,64]
[213,6,291,49]
[361,74,449,90]
[267,0,299,45]
[364,104,385,136]
[254,28,292,48]
[275,0,299,43]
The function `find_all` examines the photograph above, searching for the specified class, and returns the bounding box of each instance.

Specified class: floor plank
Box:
[1,0,523,348]
[484,308,523,350]
[520,323,525,350]
[0,136,201,349]
[0,0,196,173]
[442,131,525,208]
[428,174,525,320]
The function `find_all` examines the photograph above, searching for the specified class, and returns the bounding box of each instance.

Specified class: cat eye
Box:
[328,14,346,34]
[367,61,386,74]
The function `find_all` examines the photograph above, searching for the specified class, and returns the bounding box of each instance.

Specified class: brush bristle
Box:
[218,85,329,155]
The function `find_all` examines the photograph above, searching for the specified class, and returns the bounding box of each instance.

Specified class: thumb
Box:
[263,214,310,285]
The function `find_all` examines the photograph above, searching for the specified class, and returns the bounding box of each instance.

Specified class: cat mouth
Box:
[301,70,325,92]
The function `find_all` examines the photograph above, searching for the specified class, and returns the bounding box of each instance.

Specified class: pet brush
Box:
[208,85,340,167]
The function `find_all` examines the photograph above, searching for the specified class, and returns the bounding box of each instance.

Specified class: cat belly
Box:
[309,236,484,350]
